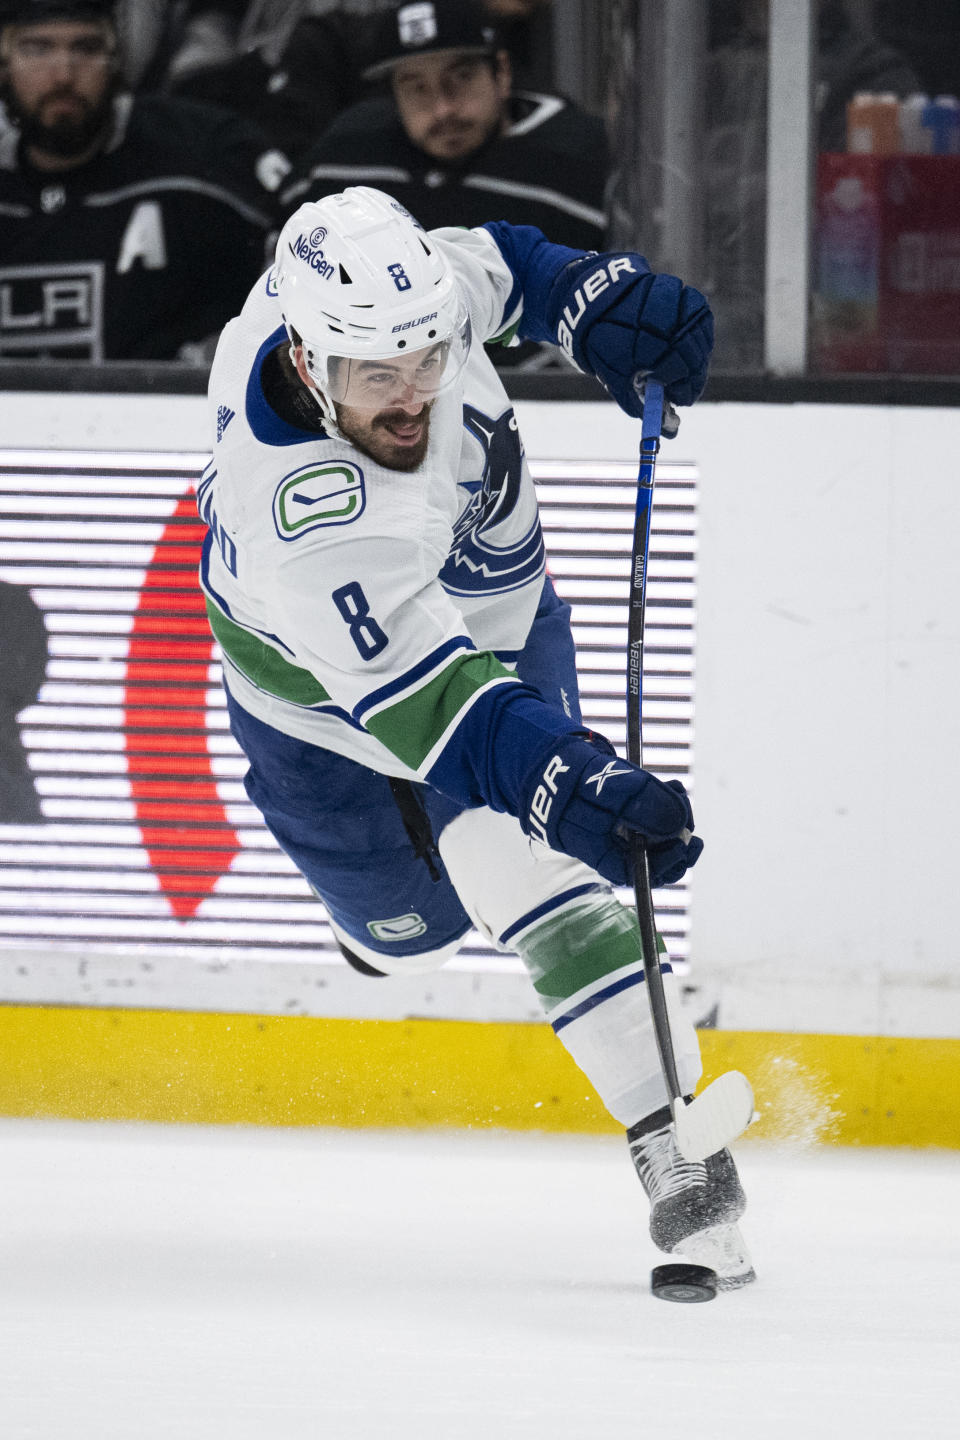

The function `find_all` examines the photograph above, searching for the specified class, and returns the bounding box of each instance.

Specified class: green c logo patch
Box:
[367,913,428,942]
[273,461,365,541]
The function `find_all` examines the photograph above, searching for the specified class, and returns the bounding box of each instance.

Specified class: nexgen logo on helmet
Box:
[274,186,471,423]
[288,231,334,280]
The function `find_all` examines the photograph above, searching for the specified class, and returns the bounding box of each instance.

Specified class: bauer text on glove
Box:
[519,732,704,887]
[549,254,713,418]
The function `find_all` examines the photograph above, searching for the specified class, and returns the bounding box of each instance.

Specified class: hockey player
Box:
[201,186,753,1284]
[0,0,287,361]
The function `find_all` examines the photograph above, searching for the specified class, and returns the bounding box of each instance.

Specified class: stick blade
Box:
[673,1071,755,1161]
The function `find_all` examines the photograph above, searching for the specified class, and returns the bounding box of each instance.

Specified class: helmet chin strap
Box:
[289,339,344,438]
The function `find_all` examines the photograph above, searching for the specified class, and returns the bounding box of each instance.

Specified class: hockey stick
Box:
[628,380,753,1162]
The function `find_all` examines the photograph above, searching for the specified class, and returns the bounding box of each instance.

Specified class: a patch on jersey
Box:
[216,405,235,442]
[117,201,167,274]
[256,148,291,193]
[0,260,104,360]
[367,913,428,943]
[273,461,365,540]
[440,404,545,596]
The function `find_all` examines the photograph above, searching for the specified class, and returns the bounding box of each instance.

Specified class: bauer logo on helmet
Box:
[391,311,438,334]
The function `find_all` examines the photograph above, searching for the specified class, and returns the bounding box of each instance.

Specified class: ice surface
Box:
[1,1119,958,1440]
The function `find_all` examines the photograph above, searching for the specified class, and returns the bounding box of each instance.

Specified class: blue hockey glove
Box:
[519,732,704,887]
[551,255,713,418]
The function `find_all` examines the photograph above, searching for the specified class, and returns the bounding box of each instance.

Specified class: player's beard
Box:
[2,73,117,160]
[334,402,433,472]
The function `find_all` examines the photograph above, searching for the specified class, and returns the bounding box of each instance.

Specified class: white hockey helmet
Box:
[274,187,471,417]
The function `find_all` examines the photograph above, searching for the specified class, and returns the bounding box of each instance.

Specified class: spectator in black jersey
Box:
[0,0,289,362]
[154,2,558,166]
[280,0,608,367]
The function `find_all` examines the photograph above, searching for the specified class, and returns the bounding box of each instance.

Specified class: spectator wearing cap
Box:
[281,0,609,362]
[0,0,289,361]
[154,2,556,166]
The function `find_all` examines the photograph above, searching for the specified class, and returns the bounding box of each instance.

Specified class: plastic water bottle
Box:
[898,94,932,153]
[922,95,960,154]
[817,173,879,337]
[846,92,900,154]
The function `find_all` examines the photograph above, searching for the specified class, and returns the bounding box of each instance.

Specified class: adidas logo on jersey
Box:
[216,405,235,442]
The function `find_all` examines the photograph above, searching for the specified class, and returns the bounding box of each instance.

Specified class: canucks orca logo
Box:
[440,405,545,596]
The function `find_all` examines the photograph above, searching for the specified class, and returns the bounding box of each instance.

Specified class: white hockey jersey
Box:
[201,225,547,783]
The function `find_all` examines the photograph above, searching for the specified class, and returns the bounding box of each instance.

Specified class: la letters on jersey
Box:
[273,462,367,540]
[0,201,167,359]
[0,93,277,360]
[0,262,105,360]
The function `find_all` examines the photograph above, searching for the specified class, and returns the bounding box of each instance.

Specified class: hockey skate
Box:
[627,1107,756,1290]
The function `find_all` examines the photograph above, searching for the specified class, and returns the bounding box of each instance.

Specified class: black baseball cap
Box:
[363,0,499,82]
[0,0,114,25]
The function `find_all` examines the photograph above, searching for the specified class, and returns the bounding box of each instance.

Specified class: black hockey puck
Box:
[650,1263,718,1303]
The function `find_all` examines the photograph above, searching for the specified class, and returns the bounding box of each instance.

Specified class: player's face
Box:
[333,350,440,471]
[330,344,451,410]
[391,50,511,161]
[1,19,115,160]
[333,392,433,472]
[296,343,438,471]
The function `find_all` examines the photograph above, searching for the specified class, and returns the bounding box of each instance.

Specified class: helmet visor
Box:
[308,310,472,410]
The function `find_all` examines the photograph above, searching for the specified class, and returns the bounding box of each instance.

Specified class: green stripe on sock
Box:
[518,894,663,1008]
[533,928,643,1006]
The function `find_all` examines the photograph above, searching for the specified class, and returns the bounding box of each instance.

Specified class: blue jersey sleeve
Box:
[480,220,709,420]
[425,679,582,812]
[480,222,589,345]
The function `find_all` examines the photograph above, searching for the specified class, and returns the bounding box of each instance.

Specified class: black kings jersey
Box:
[0,93,287,360]
[283,91,608,254]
